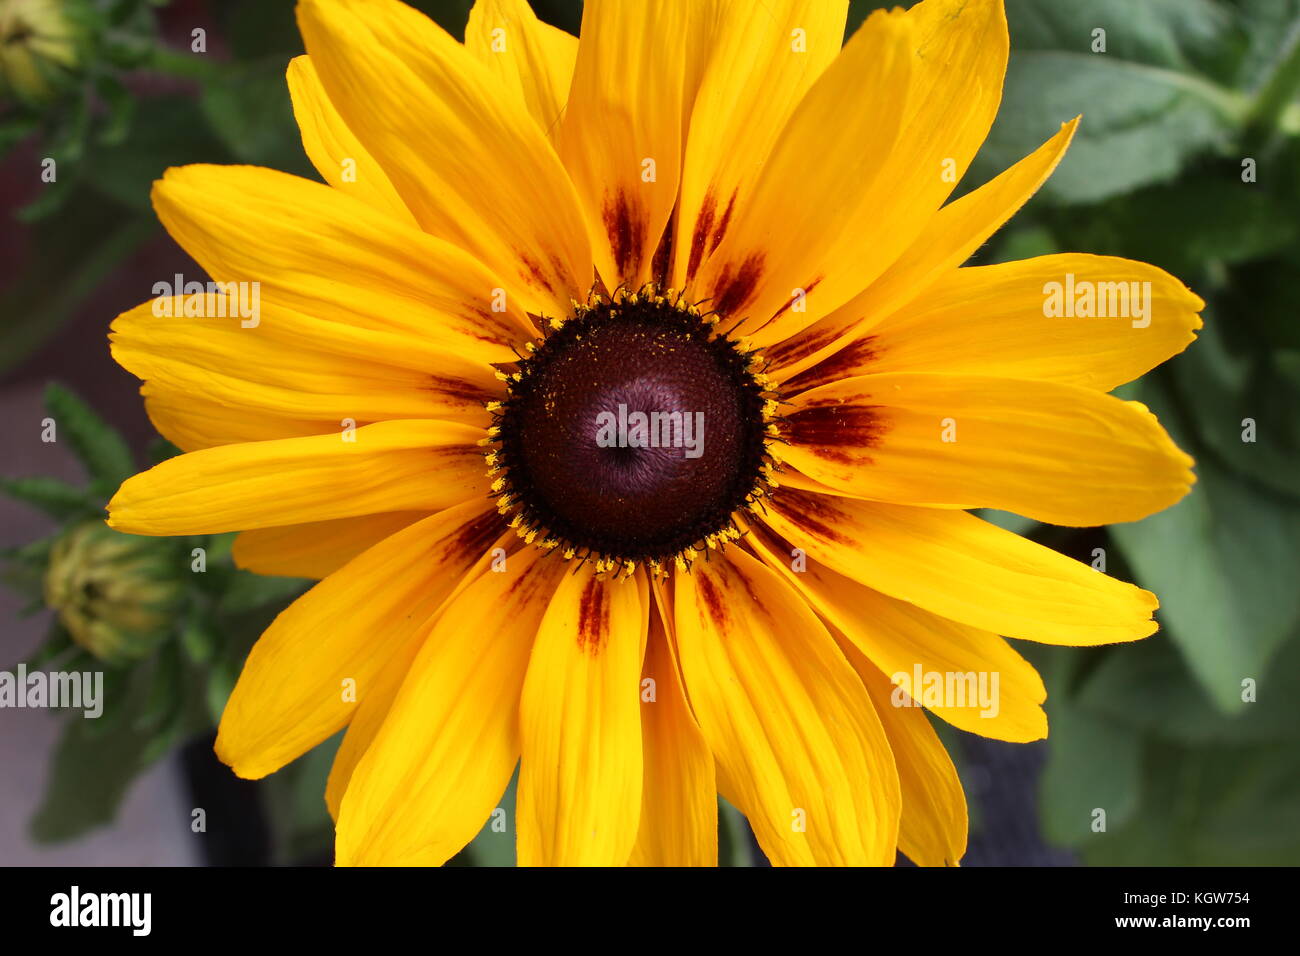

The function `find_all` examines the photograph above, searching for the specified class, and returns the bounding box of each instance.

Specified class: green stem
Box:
[145,45,223,83]
[1247,20,1300,134]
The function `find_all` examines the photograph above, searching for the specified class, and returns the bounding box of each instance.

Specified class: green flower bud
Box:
[0,0,83,105]
[44,521,185,664]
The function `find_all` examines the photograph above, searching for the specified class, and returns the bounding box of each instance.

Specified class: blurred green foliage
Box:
[1,384,309,843]
[975,0,1300,865]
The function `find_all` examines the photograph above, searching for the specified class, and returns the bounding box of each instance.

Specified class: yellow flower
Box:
[106,0,1201,866]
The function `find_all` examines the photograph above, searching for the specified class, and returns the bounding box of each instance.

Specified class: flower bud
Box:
[0,0,83,105]
[43,521,184,664]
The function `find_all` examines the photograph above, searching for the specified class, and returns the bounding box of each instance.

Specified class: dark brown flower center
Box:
[490,292,773,572]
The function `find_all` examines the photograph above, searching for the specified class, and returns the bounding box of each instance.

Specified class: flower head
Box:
[106,0,1201,866]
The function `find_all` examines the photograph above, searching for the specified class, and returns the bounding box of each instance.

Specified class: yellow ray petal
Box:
[232,511,430,580]
[141,384,328,452]
[151,164,536,367]
[557,0,694,288]
[464,0,577,140]
[768,118,1079,381]
[691,8,912,332]
[297,0,591,316]
[112,296,495,427]
[336,547,566,866]
[627,595,717,866]
[849,649,968,867]
[730,0,1008,345]
[324,529,518,819]
[743,515,1047,743]
[517,566,649,866]
[107,420,487,536]
[215,501,503,779]
[766,489,1158,645]
[778,371,1195,525]
[286,55,416,225]
[671,0,847,289]
[788,255,1203,393]
[673,546,899,865]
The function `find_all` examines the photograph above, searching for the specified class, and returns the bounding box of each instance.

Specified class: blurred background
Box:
[2,0,1298,866]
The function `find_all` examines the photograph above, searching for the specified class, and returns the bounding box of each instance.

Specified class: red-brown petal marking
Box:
[709,252,765,320]
[768,488,856,547]
[764,322,843,371]
[694,566,730,633]
[780,336,881,397]
[576,576,611,653]
[781,398,886,467]
[604,190,649,283]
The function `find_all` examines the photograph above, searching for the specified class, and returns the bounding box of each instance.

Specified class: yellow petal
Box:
[672,0,847,289]
[743,515,1047,743]
[112,296,495,427]
[107,420,487,536]
[848,649,968,867]
[464,0,577,139]
[141,384,328,452]
[789,255,1203,393]
[734,0,1008,344]
[692,8,913,333]
[768,118,1079,381]
[627,597,717,866]
[779,371,1195,525]
[557,0,695,288]
[297,0,591,316]
[232,511,429,580]
[336,547,566,866]
[674,546,900,865]
[215,501,504,779]
[286,54,417,225]
[517,566,648,866]
[766,490,1159,645]
[151,164,536,368]
[324,529,518,819]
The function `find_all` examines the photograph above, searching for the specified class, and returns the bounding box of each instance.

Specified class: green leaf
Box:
[179,611,217,665]
[217,570,310,615]
[29,713,158,843]
[718,796,753,866]
[86,96,231,212]
[1038,698,1143,848]
[43,383,136,491]
[0,189,154,375]
[198,60,312,173]
[974,0,1244,205]
[0,476,98,521]
[1076,629,1300,744]
[461,766,518,867]
[262,734,342,864]
[1169,316,1300,498]
[1110,379,1300,712]
[134,642,182,732]
[1084,741,1300,864]
[1045,168,1299,283]
[22,623,75,671]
